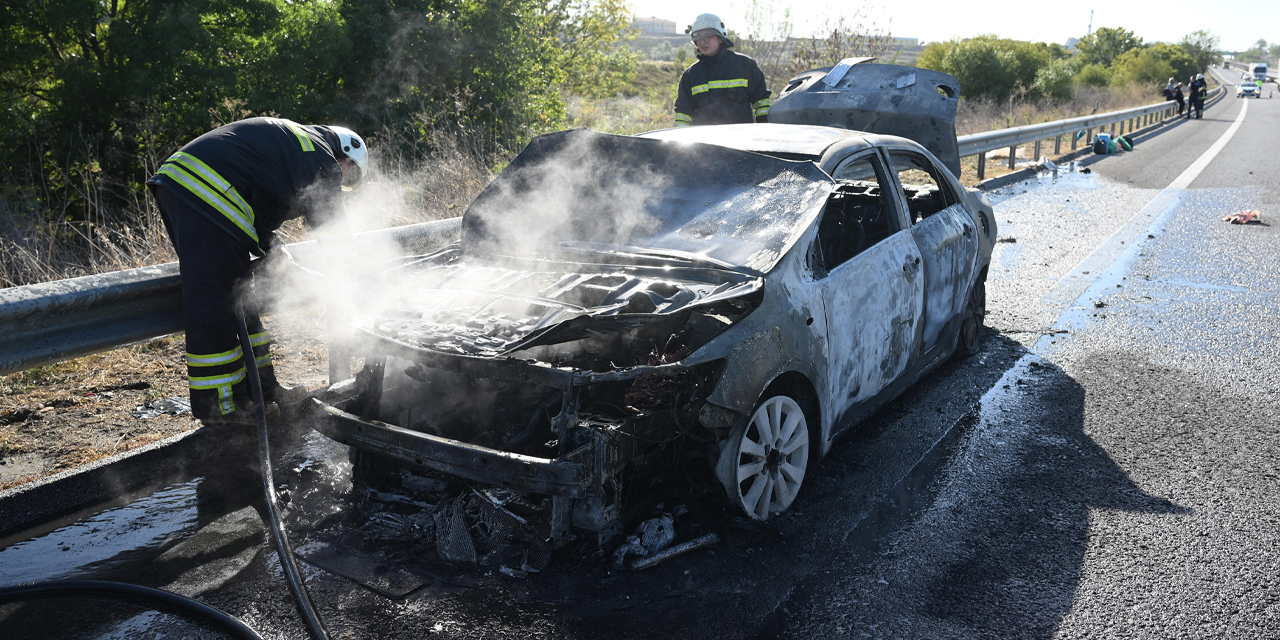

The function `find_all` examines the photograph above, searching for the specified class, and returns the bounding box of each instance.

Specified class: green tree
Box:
[1075,27,1143,67]
[1177,30,1220,72]
[0,0,636,222]
[1033,58,1076,101]
[1074,63,1111,87]
[917,35,1049,102]
[1110,44,1197,89]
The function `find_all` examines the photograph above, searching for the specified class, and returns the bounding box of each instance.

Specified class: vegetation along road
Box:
[1,68,1276,640]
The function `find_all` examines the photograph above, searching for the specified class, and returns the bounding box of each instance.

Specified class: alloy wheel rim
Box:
[735,396,809,520]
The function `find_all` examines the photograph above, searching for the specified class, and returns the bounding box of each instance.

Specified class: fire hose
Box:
[0,311,330,640]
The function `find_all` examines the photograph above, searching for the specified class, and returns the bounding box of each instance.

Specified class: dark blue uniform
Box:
[147,118,345,420]
[674,48,771,126]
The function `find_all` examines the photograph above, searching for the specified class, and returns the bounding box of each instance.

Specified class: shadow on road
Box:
[757,336,1189,639]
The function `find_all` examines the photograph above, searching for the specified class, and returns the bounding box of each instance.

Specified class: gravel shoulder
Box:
[0,309,332,489]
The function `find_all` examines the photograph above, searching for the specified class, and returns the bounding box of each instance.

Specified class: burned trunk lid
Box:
[770,61,962,177]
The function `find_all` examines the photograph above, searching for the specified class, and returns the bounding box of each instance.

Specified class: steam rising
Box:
[246,129,834,380]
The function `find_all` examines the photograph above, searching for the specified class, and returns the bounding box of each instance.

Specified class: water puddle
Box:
[0,480,201,587]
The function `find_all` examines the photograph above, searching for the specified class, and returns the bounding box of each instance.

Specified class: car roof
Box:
[638,123,875,159]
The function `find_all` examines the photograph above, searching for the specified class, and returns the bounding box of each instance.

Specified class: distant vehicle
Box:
[1249,62,1268,82]
[1238,79,1260,98]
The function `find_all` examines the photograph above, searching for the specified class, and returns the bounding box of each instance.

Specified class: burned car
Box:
[312,121,995,548]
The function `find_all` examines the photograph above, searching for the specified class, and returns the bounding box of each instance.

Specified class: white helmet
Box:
[329,125,368,188]
[687,13,727,39]
[1196,73,1204,80]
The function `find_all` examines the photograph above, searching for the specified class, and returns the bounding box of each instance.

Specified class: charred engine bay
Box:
[368,246,761,363]
[319,246,761,548]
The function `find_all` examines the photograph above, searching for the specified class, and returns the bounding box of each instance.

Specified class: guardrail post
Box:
[1033,139,1041,162]
[1007,145,1016,170]
[1087,128,1093,145]
[1054,135,1062,155]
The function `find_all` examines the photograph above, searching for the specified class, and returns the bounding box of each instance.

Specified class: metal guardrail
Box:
[0,217,461,376]
[956,86,1224,180]
[0,85,1239,376]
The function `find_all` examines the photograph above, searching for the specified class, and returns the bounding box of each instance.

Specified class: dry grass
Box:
[0,192,176,288]
[568,91,677,134]
[0,475,39,491]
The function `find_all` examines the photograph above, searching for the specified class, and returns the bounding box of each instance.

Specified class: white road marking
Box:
[1033,97,1249,355]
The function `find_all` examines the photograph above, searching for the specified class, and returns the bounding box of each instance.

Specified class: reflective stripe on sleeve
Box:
[249,332,271,347]
[186,346,244,367]
[674,113,693,127]
[255,353,272,368]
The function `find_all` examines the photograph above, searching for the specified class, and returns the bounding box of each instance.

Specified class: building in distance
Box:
[633,16,677,36]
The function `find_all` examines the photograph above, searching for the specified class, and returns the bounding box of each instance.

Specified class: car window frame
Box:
[806,150,909,280]
[880,147,962,227]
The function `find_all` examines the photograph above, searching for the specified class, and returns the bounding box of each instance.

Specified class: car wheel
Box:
[957,276,987,357]
[717,393,810,521]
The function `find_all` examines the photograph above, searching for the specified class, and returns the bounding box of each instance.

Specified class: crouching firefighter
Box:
[146,117,368,426]
[674,13,771,127]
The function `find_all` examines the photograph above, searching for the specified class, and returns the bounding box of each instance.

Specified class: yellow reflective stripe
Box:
[168,152,256,230]
[190,367,246,390]
[255,353,272,368]
[691,79,749,95]
[158,164,259,243]
[674,113,693,126]
[754,106,771,116]
[186,346,243,367]
[752,98,772,108]
[249,332,270,347]
[273,118,315,152]
[170,152,230,191]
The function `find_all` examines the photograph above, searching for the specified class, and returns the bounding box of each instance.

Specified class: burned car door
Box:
[888,150,978,355]
[810,153,924,417]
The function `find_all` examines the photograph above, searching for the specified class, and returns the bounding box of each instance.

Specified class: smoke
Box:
[464,131,674,261]
[245,128,830,387]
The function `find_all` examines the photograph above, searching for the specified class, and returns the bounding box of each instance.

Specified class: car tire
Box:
[957,276,987,357]
[716,393,811,521]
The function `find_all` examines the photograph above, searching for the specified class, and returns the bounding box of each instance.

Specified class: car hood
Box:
[461,129,834,276]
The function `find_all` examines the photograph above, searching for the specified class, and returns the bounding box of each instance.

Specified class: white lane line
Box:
[1033,97,1249,351]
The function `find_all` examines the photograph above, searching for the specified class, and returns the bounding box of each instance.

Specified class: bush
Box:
[918,35,1049,102]
[1110,44,1198,89]
[1034,59,1077,102]
[1076,64,1112,88]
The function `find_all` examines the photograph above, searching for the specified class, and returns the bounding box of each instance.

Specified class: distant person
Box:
[146,118,368,426]
[1163,78,1176,101]
[673,13,771,127]
[1173,83,1186,115]
[1188,74,1207,119]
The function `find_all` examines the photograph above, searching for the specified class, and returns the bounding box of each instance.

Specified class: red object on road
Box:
[1221,209,1262,224]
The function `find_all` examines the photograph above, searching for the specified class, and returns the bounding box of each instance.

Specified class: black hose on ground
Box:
[0,580,263,640]
[236,310,332,640]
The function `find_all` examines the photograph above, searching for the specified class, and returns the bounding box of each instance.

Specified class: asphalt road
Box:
[2,71,1279,639]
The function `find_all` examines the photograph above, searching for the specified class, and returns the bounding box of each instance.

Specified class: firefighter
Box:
[146,117,368,426]
[1188,74,1207,119]
[674,13,771,127]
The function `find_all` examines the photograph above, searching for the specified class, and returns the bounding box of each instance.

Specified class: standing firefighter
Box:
[674,13,771,127]
[146,117,368,425]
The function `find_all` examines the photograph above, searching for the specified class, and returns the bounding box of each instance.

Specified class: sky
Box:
[632,0,1278,52]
